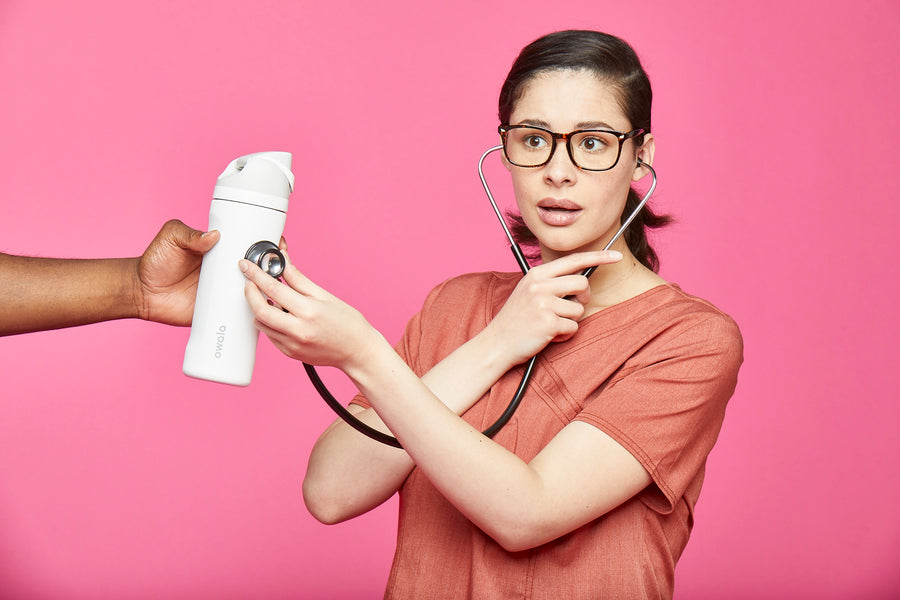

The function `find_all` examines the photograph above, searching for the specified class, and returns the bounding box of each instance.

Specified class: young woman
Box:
[241,30,743,600]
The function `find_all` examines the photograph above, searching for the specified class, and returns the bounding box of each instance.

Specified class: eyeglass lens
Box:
[504,127,622,171]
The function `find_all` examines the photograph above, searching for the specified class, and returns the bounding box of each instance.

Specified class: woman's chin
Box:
[537,236,606,259]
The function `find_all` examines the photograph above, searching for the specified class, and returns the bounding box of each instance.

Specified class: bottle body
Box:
[183,199,286,386]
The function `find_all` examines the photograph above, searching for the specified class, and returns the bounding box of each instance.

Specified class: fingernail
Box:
[608,250,623,260]
[238,259,249,273]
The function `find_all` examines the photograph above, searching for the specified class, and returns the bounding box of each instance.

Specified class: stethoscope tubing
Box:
[304,147,657,449]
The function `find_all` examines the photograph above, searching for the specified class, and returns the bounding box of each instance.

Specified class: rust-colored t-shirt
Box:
[352,272,743,600]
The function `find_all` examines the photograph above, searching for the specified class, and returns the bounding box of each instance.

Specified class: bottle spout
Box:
[213,151,294,211]
[232,152,294,192]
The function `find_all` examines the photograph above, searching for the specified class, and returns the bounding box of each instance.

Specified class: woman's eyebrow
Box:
[513,118,552,128]
[511,118,620,131]
[575,120,617,130]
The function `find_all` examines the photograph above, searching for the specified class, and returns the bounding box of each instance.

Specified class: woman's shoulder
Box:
[582,282,741,351]
[633,283,743,354]
[440,270,520,287]
[405,272,519,352]
[414,271,520,326]
[424,271,520,303]
[660,284,739,328]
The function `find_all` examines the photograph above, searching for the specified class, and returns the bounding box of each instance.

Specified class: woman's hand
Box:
[481,250,622,367]
[240,249,384,372]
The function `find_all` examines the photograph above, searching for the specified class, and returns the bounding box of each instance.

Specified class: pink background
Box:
[1,0,898,598]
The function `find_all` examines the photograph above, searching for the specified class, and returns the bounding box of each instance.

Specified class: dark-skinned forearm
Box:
[0,253,143,336]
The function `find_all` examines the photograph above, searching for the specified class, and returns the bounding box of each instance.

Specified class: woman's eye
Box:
[523,135,548,149]
[580,136,610,152]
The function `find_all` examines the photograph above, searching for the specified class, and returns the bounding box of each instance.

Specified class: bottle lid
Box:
[213,151,294,212]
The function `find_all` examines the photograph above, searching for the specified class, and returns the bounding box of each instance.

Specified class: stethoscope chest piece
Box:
[245,241,286,279]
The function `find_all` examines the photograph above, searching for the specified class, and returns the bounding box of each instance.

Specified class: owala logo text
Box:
[215,325,226,358]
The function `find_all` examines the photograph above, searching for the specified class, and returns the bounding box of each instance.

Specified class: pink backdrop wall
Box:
[1,1,897,598]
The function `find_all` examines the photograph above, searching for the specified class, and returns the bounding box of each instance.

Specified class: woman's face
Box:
[505,69,654,262]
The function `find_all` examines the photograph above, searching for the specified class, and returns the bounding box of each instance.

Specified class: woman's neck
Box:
[559,246,667,315]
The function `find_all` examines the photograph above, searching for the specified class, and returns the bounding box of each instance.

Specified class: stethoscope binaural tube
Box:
[304,148,657,449]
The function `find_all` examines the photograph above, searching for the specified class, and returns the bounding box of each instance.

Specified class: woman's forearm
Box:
[302,326,521,523]
[0,253,141,336]
[344,339,545,550]
[346,340,651,552]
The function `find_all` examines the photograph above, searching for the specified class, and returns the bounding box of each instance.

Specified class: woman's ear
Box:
[633,133,655,182]
[501,146,513,172]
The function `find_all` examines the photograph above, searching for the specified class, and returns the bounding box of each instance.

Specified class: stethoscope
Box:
[297,146,657,449]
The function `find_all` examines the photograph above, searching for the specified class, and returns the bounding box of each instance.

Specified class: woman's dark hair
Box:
[498,30,671,272]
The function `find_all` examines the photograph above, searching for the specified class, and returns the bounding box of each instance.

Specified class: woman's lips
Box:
[537,198,583,226]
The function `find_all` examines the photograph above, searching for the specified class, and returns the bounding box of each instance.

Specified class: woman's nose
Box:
[543,142,578,186]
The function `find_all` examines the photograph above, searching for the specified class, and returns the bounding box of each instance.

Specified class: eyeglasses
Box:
[498,124,645,172]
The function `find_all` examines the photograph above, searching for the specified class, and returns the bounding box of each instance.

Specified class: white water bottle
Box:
[183,151,294,386]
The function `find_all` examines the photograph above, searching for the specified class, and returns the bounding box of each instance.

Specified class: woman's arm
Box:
[301,326,525,524]
[0,220,218,336]
[298,259,595,524]
[347,345,651,552]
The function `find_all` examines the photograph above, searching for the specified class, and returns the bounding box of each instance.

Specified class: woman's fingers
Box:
[535,250,622,278]
[239,254,375,369]
[240,248,323,306]
[278,249,329,300]
[239,259,312,336]
[550,273,592,306]
[527,250,621,308]
[552,293,587,320]
[243,278,295,334]
[496,250,621,345]
[241,260,291,302]
[252,316,301,358]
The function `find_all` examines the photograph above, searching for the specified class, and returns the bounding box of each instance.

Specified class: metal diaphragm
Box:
[244,241,285,278]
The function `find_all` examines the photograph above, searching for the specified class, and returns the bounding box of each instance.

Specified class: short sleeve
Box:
[575,313,743,514]
[349,277,455,410]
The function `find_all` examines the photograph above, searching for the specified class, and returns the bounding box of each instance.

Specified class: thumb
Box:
[160,219,219,253]
[194,229,220,252]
